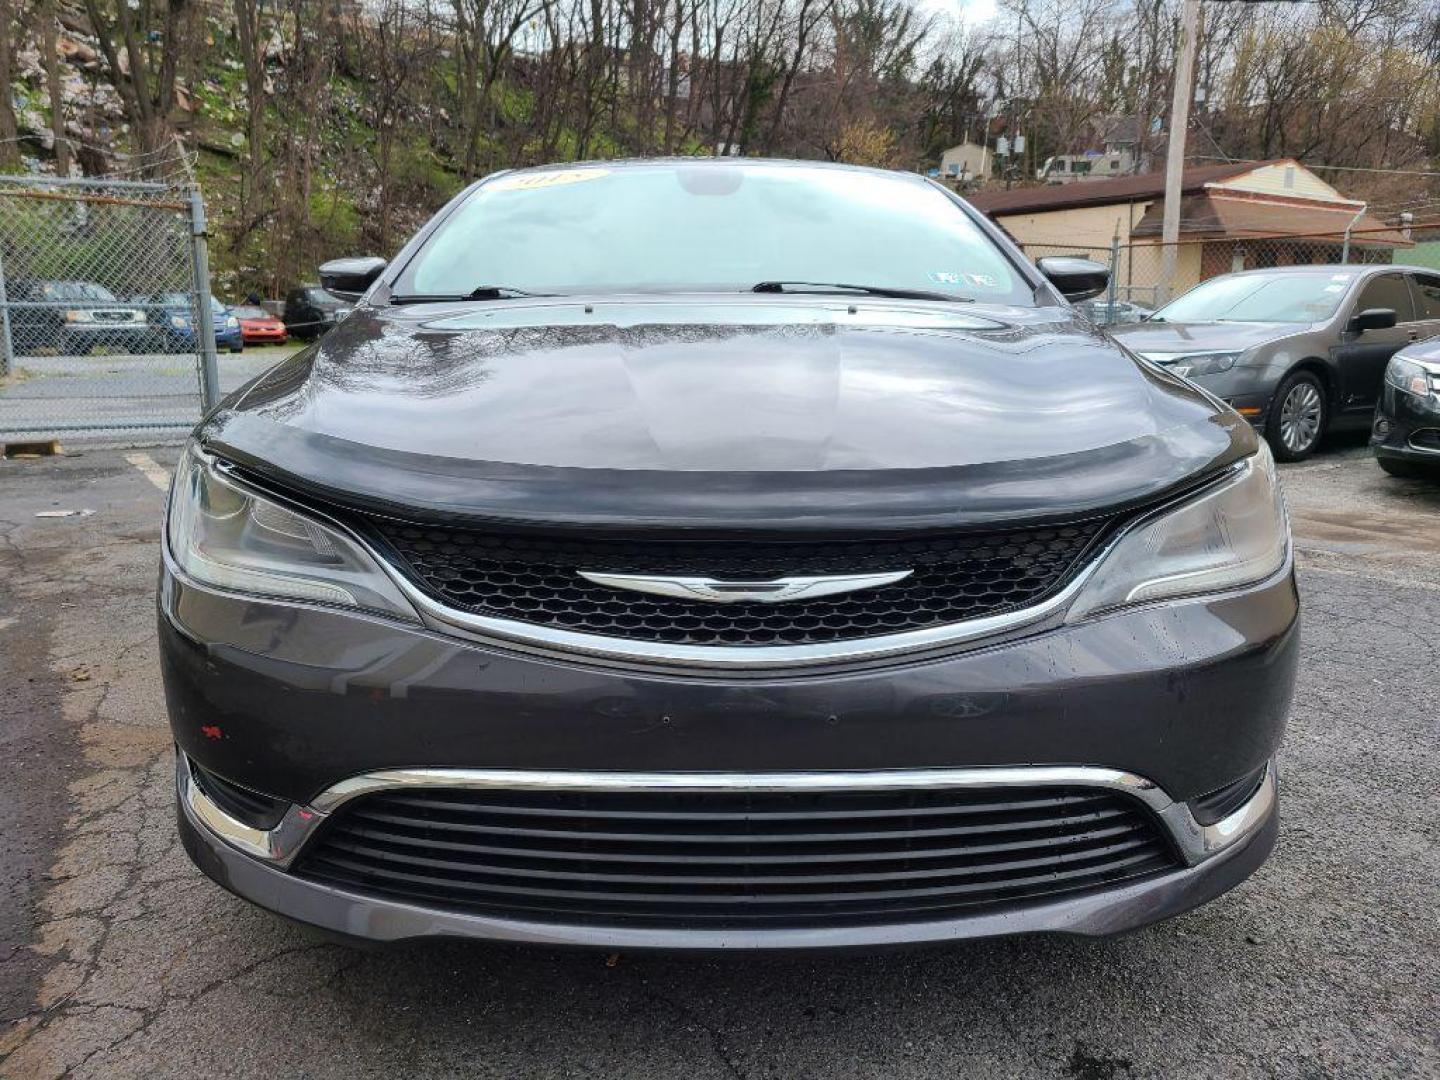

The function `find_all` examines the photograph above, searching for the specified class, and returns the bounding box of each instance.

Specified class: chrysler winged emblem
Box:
[577,569,912,604]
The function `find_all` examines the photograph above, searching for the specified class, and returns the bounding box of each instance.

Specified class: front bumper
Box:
[64,323,150,348]
[1372,384,1440,469]
[161,551,1296,948]
[176,751,1279,950]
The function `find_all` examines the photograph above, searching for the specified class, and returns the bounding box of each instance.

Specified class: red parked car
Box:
[232,305,289,346]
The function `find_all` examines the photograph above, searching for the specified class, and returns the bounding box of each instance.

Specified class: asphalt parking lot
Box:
[1,437,1437,1079]
[0,348,295,443]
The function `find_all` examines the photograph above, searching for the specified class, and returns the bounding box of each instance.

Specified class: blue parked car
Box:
[148,294,244,353]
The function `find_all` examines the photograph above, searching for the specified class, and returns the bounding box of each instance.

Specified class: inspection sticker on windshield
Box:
[490,169,609,192]
[928,271,998,289]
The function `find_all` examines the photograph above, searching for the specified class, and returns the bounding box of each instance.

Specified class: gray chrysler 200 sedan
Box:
[161,160,1296,950]
[1111,265,1440,461]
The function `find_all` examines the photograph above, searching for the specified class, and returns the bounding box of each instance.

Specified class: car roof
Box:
[1217,264,1438,278]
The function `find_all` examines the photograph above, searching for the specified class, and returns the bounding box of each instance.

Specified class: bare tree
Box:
[0,0,18,169]
[81,0,196,160]
[233,0,268,221]
[42,0,70,175]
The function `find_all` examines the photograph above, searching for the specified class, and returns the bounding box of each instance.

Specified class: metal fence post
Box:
[1106,233,1120,323]
[0,243,13,379]
[188,188,221,411]
[1340,206,1365,266]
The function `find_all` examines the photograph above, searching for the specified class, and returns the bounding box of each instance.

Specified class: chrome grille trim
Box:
[207,454,1252,669]
[391,562,1091,669]
[178,754,1277,875]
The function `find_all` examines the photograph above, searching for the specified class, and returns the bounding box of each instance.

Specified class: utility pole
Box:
[1159,0,1201,297]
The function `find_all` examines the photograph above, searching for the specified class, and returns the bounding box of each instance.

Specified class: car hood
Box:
[1109,320,1302,356]
[202,297,1253,531]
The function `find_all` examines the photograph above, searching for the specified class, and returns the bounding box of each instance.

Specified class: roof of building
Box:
[1129,194,1411,247]
[964,161,1275,216]
[1094,115,1147,146]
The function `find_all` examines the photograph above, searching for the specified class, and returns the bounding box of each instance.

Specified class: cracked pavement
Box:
[1,438,1437,1079]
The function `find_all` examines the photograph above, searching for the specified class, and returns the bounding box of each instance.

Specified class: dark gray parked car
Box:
[1372,338,1440,477]
[161,160,1295,951]
[1111,265,1440,461]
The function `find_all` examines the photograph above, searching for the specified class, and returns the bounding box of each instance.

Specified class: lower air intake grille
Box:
[294,785,1181,929]
[1408,428,1440,452]
[363,519,1112,646]
[191,762,290,830]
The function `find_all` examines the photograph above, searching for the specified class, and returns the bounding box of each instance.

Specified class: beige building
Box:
[939,142,988,182]
[966,160,1409,305]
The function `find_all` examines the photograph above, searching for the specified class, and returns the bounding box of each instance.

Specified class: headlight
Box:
[225,316,239,329]
[1157,351,1241,378]
[1385,355,1437,398]
[170,314,188,328]
[65,310,84,323]
[166,446,417,620]
[1067,444,1288,620]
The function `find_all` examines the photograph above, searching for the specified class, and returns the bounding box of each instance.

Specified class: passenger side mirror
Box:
[1036,257,1111,303]
[319,256,388,302]
[1349,307,1397,334]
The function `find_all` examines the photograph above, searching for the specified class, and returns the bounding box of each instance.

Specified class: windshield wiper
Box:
[751,281,973,303]
[390,285,554,304]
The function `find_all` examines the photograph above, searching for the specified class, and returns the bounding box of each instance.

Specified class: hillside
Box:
[2,0,1436,300]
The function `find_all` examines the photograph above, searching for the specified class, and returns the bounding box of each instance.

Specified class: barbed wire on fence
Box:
[0,135,201,186]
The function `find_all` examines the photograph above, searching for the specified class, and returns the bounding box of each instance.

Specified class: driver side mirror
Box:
[319,256,388,302]
[1349,307,1397,334]
[1036,257,1110,303]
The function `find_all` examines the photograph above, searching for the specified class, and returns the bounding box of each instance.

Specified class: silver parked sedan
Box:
[1111,265,1440,460]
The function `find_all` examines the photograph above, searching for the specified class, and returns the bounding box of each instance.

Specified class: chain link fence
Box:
[0,176,223,445]
[1018,223,1423,327]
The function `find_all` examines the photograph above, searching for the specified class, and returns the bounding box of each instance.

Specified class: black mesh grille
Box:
[295,785,1181,929]
[364,518,1111,646]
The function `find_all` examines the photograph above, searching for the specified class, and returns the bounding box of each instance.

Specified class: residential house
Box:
[966,159,1410,304]
[939,142,988,183]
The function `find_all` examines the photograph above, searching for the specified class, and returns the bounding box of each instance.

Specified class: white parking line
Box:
[125,452,172,493]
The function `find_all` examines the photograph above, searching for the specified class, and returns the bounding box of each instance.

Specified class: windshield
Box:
[394,163,1031,305]
[45,282,116,302]
[1153,272,1354,324]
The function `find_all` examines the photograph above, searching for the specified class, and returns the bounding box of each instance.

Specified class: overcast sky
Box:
[920,0,1000,28]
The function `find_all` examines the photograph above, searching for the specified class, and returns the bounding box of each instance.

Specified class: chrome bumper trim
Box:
[1406,430,1440,455]
[177,754,325,870]
[178,755,1277,873]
